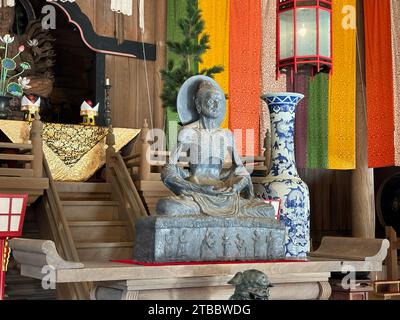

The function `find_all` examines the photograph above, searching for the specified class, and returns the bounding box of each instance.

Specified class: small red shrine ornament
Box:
[276,0,332,78]
[0,194,28,300]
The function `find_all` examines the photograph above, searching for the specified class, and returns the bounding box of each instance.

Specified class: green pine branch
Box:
[161,0,224,110]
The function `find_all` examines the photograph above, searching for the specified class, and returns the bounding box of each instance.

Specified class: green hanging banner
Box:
[307,73,329,169]
[165,0,188,150]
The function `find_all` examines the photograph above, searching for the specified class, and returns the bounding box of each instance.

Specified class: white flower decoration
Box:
[0,34,15,44]
[18,77,32,89]
[27,39,39,47]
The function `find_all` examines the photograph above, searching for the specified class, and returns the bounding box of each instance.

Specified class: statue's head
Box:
[177,75,226,126]
[194,81,224,120]
[0,6,15,35]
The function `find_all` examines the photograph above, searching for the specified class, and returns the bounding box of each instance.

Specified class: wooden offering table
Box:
[10,237,389,300]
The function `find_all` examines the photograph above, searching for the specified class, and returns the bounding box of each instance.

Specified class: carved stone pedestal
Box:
[134,216,286,262]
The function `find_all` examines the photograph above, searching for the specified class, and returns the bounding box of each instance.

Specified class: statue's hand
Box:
[230,182,245,194]
[200,185,219,195]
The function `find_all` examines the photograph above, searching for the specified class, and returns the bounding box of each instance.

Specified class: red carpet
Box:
[111,259,308,267]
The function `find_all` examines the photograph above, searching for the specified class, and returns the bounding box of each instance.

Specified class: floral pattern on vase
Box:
[260,93,310,258]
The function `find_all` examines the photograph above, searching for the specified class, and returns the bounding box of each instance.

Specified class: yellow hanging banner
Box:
[328,0,357,169]
[199,0,230,128]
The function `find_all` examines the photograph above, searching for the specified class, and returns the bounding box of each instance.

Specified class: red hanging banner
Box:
[364,0,395,168]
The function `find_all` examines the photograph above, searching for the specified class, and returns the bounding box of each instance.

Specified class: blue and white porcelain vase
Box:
[260,93,310,258]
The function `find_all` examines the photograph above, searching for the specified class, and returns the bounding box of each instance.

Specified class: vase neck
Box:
[267,102,299,179]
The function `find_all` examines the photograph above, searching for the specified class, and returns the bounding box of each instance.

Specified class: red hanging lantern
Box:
[277,0,332,79]
[0,194,28,300]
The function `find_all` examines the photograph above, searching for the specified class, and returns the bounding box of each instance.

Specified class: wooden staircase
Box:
[2,112,146,299]
[55,182,134,261]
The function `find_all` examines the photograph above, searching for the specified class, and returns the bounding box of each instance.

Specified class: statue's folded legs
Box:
[157,195,276,219]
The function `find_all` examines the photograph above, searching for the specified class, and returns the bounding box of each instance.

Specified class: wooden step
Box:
[0,142,32,150]
[69,221,130,242]
[62,200,119,221]
[5,285,56,299]
[60,193,112,201]
[0,154,34,161]
[76,242,133,261]
[56,182,112,194]
[56,182,112,201]
[5,268,56,300]
[0,168,34,177]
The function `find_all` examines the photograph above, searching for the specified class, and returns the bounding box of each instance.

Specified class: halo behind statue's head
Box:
[177,75,226,126]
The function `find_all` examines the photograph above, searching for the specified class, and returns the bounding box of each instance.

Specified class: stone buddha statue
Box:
[0,6,54,98]
[156,75,274,219]
[134,76,286,263]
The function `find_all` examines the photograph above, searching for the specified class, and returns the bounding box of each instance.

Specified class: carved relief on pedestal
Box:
[200,230,217,259]
[176,229,188,259]
[253,230,262,259]
[235,233,246,259]
[164,230,175,259]
[266,231,275,259]
[221,233,232,259]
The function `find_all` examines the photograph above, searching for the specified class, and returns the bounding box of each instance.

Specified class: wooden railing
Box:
[125,119,272,183]
[42,158,89,300]
[108,152,148,230]
[103,89,147,236]
[0,112,43,178]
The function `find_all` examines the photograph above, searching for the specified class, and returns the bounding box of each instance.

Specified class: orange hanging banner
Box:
[364,0,395,167]
[229,0,262,155]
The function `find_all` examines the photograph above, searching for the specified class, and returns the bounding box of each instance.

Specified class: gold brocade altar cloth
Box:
[0,120,140,182]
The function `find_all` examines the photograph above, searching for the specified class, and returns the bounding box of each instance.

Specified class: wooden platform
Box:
[10,237,390,300]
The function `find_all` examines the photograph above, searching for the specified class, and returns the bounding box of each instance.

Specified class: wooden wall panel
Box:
[105,55,156,129]
[299,169,352,249]
[75,0,157,41]
[74,0,165,130]
[75,0,95,26]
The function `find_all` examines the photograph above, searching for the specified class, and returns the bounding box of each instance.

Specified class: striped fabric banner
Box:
[229,0,262,155]
[164,0,364,167]
[198,0,230,128]
[307,73,329,169]
[260,0,287,153]
[364,0,395,168]
[327,0,356,169]
[391,0,400,166]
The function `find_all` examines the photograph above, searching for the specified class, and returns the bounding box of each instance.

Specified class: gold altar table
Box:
[0,120,140,181]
